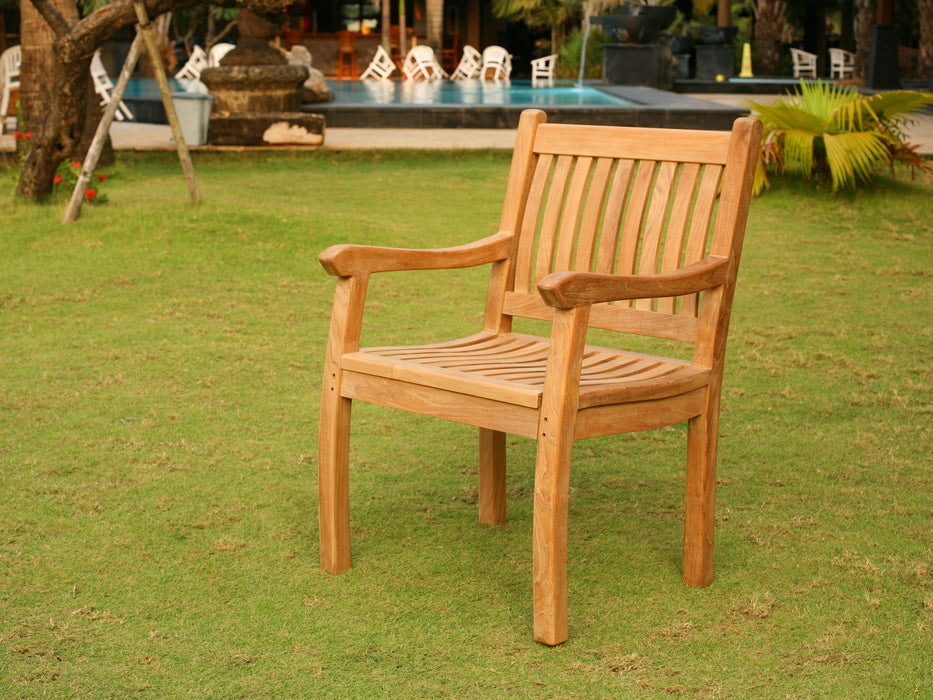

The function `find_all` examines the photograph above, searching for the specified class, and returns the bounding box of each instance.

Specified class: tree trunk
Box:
[15,0,206,201]
[853,0,875,80]
[920,0,933,79]
[425,0,442,50]
[751,0,786,76]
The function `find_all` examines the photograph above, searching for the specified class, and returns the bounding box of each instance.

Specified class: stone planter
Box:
[602,36,674,90]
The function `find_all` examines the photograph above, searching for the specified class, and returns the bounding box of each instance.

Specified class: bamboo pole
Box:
[133,0,201,206]
[63,2,202,223]
[62,34,144,223]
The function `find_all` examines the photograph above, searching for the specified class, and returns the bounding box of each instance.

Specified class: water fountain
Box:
[591,5,677,90]
[199,10,325,145]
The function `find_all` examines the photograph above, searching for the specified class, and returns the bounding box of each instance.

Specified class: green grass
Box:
[1,150,931,697]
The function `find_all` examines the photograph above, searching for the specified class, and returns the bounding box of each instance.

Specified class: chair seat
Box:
[341,332,708,410]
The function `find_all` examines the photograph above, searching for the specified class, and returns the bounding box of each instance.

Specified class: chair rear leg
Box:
[478,428,506,525]
[683,392,719,587]
[319,392,353,573]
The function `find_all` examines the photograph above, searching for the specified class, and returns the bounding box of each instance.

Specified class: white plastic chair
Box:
[481,45,512,83]
[360,45,396,81]
[402,45,446,81]
[208,43,236,67]
[790,48,817,78]
[450,45,482,81]
[175,45,209,80]
[1,45,21,134]
[531,54,557,87]
[828,48,854,80]
[90,51,133,121]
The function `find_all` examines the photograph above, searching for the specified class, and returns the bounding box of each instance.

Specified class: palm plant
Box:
[747,80,933,195]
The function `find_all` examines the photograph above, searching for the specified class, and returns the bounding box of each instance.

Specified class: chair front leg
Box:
[319,393,353,573]
[318,275,368,574]
[532,306,589,645]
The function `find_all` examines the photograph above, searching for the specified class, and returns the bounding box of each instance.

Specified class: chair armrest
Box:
[319,232,513,277]
[536,257,730,309]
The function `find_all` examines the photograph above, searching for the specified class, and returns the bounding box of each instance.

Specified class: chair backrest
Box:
[208,43,235,67]
[482,45,512,82]
[451,45,482,80]
[175,45,208,80]
[1,45,21,126]
[90,51,115,94]
[790,48,817,78]
[360,45,396,80]
[488,110,761,359]
[1,45,21,87]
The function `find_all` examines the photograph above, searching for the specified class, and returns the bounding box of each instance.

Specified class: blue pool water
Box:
[325,80,634,107]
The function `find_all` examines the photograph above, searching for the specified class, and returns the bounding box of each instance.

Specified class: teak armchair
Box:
[318,110,762,645]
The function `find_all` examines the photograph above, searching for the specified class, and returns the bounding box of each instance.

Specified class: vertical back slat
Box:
[575,157,615,272]
[534,155,575,285]
[595,159,635,274]
[554,157,594,271]
[680,164,723,316]
[514,154,555,293]
[615,161,657,308]
[634,161,678,310]
[657,162,701,314]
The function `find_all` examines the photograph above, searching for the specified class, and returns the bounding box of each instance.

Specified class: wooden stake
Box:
[63,2,201,223]
[62,34,144,223]
[133,0,200,206]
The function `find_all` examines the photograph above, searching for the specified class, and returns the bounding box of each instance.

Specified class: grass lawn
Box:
[1,149,931,697]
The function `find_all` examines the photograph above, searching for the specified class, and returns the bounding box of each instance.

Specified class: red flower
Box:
[13,131,21,140]
[98,174,107,182]
[85,188,96,200]
[24,132,32,139]
[53,174,63,185]
[73,160,81,169]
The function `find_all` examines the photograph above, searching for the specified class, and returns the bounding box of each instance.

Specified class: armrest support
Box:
[537,257,730,309]
[319,232,513,277]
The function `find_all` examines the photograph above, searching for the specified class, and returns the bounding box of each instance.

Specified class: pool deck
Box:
[3,92,932,154]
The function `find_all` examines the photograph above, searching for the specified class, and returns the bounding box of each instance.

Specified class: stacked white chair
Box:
[360,45,396,81]
[450,45,482,81]
[1,45,21,134]
[90,51,134,121]
[530,54,557,87]
[175,45,209,80]
[481,45,512,83]
[828,48,855,80]
[402,45,446,81]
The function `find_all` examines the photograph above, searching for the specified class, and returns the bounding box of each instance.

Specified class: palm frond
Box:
[822,132,891,191]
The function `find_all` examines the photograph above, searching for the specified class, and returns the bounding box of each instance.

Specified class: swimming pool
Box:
[325,79,636,107]
[120,77,746,132]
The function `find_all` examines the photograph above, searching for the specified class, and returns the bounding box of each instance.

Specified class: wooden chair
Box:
[336,30,358,80]
[317,109,762,645]
[790,47,817,78]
